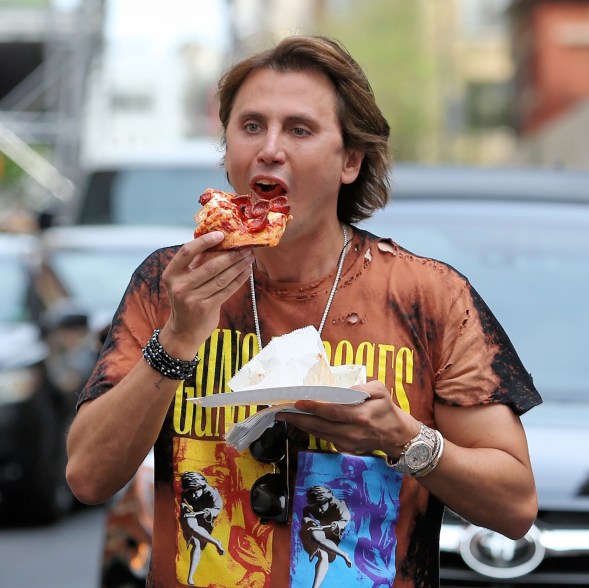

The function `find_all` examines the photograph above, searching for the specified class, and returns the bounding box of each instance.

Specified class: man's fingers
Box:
[203,254,254,302]
[167,232,226,273]
[166,234,253,292]
[292,399,364,422]
[203,250,254,292]
[199,248,253,280]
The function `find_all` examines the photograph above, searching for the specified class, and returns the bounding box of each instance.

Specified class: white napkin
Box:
[220,326,367,450]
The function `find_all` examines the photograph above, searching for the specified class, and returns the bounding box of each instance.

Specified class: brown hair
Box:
[217,35,391,223]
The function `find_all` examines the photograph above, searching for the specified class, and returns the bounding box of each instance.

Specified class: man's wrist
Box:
[142,329,200,380]
[157,326,203,362]
[385,423,444,477]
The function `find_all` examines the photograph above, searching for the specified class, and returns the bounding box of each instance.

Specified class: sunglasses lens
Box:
[250,473,288,524]
[249,421,287,463]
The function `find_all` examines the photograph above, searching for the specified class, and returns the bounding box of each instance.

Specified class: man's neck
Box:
[252,222,349,283]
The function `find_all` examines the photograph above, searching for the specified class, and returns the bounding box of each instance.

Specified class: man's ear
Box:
[341,149,365,185]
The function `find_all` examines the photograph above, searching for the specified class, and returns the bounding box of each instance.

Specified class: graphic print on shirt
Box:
[173,437,275,587]
[290,452,402,588]
[173,326,418,441]
[171,326,413,586]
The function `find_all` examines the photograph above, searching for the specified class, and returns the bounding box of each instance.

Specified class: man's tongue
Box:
[252,182,286,200]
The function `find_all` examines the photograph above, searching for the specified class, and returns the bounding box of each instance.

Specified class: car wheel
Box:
[20,386,76,525]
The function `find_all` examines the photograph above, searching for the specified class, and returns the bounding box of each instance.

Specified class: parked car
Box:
[69,139,232,227]
[0,232,87,524]
[39,225,192,337]
[0,224,191,527]
[97,164,589,587]
[361,165,589,586]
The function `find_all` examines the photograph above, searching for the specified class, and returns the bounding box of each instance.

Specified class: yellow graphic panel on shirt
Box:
[173,437,275,587]
[172,329,418,444]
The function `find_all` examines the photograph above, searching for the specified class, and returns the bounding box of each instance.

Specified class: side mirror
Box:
[40,300,96,395]
[39,299,89,335]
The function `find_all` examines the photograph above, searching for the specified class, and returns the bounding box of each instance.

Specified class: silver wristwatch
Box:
[386,423,438,475]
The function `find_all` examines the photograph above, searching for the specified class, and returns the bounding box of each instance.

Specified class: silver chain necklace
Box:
[249,224,350,350]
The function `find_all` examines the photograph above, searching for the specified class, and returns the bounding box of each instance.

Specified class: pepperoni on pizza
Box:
[193,188,292,250]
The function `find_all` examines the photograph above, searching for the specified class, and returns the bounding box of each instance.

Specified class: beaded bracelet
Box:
[142,329,199,380]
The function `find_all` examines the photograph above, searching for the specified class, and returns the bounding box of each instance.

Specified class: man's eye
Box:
[291,127,309,137]
[244,123,259,132]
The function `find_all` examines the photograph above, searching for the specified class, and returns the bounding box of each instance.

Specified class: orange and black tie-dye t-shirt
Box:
[79,228,540,588]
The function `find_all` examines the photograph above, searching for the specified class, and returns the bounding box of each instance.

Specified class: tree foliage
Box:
[314,0,437,161]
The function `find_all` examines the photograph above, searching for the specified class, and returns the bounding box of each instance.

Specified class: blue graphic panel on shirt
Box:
[290,452,402,588]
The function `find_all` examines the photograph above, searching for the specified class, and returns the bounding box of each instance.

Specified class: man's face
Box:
[224,67,362,240]
[187,487,203,502]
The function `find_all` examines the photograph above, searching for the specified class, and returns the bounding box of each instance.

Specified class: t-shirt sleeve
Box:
[434,275,541,415]
[76,249,173,409]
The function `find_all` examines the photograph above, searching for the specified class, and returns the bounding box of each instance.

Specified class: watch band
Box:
[385,423,444,477]
[385,425,426,468]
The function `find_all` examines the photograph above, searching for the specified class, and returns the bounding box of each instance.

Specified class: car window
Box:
[360,200,589,402]
[47,248,156,318]
[79,167,232,226]
[0,257,30,323]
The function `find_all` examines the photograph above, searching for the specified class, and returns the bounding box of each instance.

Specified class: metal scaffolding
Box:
[0,0,104,207]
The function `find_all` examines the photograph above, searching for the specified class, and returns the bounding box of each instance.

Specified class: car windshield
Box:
[361,200,589,403]
[47,248,155,319]
[0,256,30,323]
[79,167,232,226]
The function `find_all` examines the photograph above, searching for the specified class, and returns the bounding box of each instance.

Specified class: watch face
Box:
[405,442,432,470]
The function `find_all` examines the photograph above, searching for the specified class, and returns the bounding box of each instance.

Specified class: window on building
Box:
[466,81,513,129]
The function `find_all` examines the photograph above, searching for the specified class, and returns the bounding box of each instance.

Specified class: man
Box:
[300,485,353,587]
[66,36,541,587]
[179,471,225,585]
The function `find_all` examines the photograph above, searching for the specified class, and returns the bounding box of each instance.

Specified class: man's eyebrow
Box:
[285,114,319,128]
[236,110,264,121]
[235,111,320,128]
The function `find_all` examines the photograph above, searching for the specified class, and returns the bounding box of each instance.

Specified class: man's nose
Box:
[257,131,286,164]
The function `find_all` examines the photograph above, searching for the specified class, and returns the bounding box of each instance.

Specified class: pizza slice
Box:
[193,188,292,250]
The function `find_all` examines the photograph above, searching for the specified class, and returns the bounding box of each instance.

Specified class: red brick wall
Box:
[514,1,589,133]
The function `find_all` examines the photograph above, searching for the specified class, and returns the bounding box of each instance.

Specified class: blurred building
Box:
[317,0,588,168]
[3,0,587,205]
[509,0,589,168]
[429,0,589,169]
[429,0,517,164]
[81,0,231,161]
[80,0,317,163]
[316,0,518,165]
[0,0,102,206]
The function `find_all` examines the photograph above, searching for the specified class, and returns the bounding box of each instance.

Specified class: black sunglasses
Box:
[249,421,289,524]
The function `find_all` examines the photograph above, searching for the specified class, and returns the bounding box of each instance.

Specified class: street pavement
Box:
[0,504,106,588]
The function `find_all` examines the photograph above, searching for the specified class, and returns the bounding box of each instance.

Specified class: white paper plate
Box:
[189,385,368,407]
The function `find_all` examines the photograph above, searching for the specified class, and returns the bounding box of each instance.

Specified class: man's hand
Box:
[276,380,419,458]
[159,231,254,358]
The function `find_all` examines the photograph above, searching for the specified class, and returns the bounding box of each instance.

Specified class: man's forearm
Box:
[419,442,537,539]
[66,360,178,504]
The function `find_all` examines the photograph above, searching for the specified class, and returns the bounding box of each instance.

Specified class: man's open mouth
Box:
[251,179,287,200]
